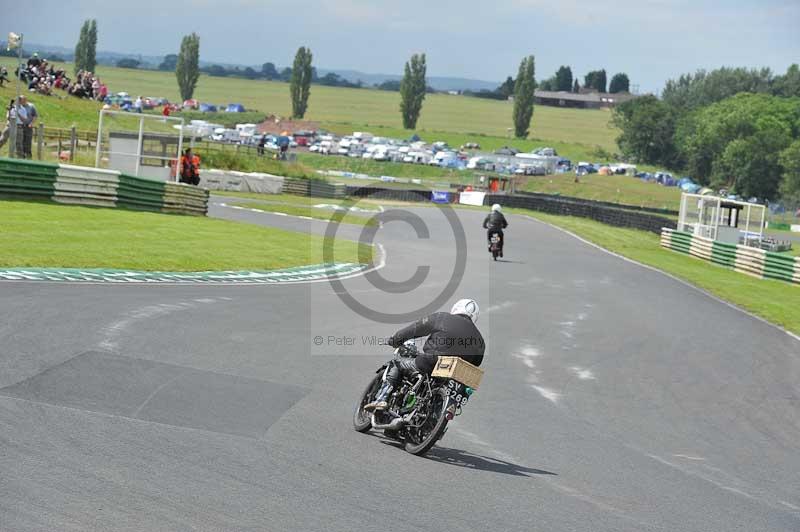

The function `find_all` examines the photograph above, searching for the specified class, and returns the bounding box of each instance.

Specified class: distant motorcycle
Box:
[353,343,480,456]
[488,230,503,261]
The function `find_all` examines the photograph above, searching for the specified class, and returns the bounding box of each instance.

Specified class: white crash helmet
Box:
[491,204,502,212]
[451,298,480,323]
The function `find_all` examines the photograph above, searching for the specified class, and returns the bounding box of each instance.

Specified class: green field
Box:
[0,58,618,152]
[0,200,371,270]
[519,173,682,211]
[519,210,800,335]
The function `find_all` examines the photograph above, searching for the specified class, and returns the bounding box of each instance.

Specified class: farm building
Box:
[534,90,639,109]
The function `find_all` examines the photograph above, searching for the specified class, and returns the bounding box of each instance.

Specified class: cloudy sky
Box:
[5,0,799,92]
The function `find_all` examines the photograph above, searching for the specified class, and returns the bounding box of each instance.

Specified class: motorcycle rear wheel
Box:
[404,387,449,456]
[353,373,381,433]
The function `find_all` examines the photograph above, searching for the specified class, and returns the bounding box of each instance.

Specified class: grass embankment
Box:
[0,200,371,271]
[519,173,682,211]
[519,211,800,335]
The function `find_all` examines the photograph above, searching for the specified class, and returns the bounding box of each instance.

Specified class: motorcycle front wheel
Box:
[404,387,450,456]
[353,373,381,433]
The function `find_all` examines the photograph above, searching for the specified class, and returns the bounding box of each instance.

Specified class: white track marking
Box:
[519,214,800,345]
[569,366,596,380]
[673,454,706,461]
[485,301,515,313]
[98,299,221,352]
[530,385,561,403]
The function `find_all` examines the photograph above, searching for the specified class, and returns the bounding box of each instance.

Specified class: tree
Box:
[677,93,800,199]
[612,95,680,167]
[376,80,401,91]
[243,67,258,79]
[73,20,97,74]
[399,53,427,129]
[86,20,97,72]
[206,64,228,77]
[116,58,140,69]
[280,67,292,82]
[779,139,800,201]
[512,55,536,138]
[555,66,573,92]
[159,54,178,71]
[538,76,556,91]
[261,62,278,80]
[572,79,580,93]
[290,46,313,118]
[584,69,607,92]
[773,64,800,98]
[175,33,200,101]
[497,76,515,99]
[661,67,773,112]
[609,73,630,93]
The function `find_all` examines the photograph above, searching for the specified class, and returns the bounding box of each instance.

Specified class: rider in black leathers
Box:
[483,204,508,257]
[364,299,485,412]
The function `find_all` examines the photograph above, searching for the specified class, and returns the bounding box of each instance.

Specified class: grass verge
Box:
[0,200,371,270]
[518,210,800,335]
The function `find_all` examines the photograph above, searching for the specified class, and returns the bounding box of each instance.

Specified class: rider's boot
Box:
[364,381,392,412]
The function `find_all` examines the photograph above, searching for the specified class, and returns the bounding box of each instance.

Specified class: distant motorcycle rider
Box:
[364,299,485,412]
[483,204,508,257]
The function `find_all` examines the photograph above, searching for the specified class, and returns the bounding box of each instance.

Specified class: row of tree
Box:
[69,21,536,141]
[467,66,631,102]
[613,65,800,201]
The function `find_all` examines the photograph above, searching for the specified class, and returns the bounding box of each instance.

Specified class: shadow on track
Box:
[426,446,557,477]
[377,437,556,477]
[491,259,525,264]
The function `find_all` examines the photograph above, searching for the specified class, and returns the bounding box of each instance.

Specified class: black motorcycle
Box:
[488,230,503,261]
[353,343,475,456]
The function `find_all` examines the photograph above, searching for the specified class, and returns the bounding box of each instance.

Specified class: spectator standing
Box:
[134,96,143,113]
[0,67,8,87]
[257,134,266,156]
[191,151,201,185]
[20,95,37,159]
[13,97,28,158]
[162,104,171,117]
[180,148,195,184]
[0,99,14,150]
[27,52,41,69]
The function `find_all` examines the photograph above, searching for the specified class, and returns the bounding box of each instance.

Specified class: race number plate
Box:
[446,379,470,407]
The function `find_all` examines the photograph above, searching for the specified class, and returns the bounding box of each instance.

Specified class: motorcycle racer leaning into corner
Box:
[483,204,508,257]
[364,299,485,412]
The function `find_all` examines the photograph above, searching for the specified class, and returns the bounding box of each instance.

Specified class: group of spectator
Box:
[0,95,39,158]
[12,53,108,101]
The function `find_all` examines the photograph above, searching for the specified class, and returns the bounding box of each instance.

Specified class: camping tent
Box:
[199,103,217,113]
[226,103,246,113]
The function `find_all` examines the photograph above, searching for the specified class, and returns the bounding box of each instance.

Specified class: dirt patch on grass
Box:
[258,116,320,135]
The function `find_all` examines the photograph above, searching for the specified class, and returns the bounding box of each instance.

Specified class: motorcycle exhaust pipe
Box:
[371,413,405,431]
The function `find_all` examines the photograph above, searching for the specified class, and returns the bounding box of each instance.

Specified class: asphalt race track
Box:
[1,198,799,532]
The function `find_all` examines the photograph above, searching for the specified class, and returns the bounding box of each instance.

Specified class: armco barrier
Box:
[345,186,431,202]
[661,228,800,284]
[283,177,310,196]
[486,193,675,234]
[0,157,208,216]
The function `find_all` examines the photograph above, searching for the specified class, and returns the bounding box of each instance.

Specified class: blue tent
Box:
[226,103,245,113]
[199,103,217,113]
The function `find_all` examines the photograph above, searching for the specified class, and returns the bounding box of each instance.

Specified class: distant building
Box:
[534,90,638,109]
